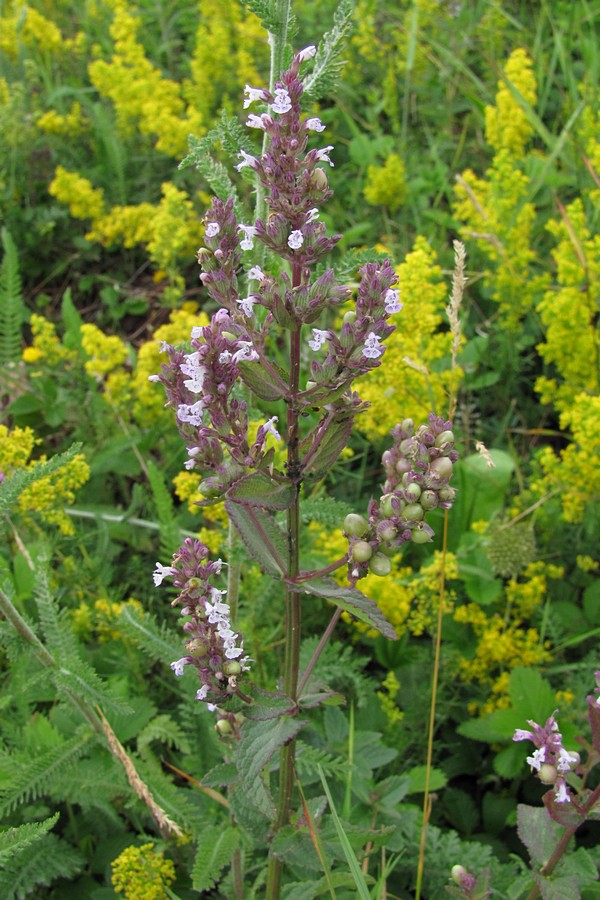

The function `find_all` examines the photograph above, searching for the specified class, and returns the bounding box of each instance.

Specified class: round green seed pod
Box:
[352,541,373,563]
[403,503,424,522]
[379,525,397,542]
[538,764,558,785]
[380,494,395,517]
[187,639,208,657]
[343,310,357,324]
[400,418,414,436]
[420,489,438,510]
[223,660,242,676]
[216,718,232,735]
[343,513,369,537]
[451,866,468,885]
[405,482,422,501]
[435,430,454,448]
[411,527,432,544]
[379,542,397,558]
[369,553,392,576]
[429,456,453,480]
[306,380,317,390]
[221,331,237,342]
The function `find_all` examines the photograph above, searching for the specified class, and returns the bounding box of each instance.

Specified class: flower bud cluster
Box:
[513,711,580,804]
[343,414,459,583]
[150,308,281,495]
[154,537,250,706]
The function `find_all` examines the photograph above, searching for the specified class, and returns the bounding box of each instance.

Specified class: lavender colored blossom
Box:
[243,85,271,108]
[384,288,403,314]
[362,333,384,359]
[205,222,220,237]
[238,224,256,250]
[513,711,580,803]
[297,45,317,62]
[305,117,325,132]
[247,266,265,281]
[246,114,269,130]
[153,562,177,585]
[235,149,259,170]
[271,88,292,114]
[236,296,257,317]
[288,230,304,250]
[308,329,329,351]
[315,146,334,166]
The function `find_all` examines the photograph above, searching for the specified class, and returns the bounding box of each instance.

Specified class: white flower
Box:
[180,352,206,392]
[219,350,232,364]
[263,416,281,441]
[236,296,256,317]
[153,562,177,586]
[225,645,244,659]
[205,222,220,237]
[288,230,304,250]
[305,117,325,132]
[557,748,579,773]
[306,208,319,223]
[213,558,223,574]
[243,84,269,108]
[246,114,269,130]
[147,374,160,382]
[247,266,265,281]
[298,45,317,62]
[190,325,204,339]
[316,145,334,166]
[555,781,571,803]
[196,684,210,701]
[237,224,256,251]
[384,288,403,314]
[232,342,259,363]
[170,658,188,677]
[177,400,204,425]
[308,329,329,351]
[362,332,384,359]
[527,747,546,771]
[271,88,292,114]
[235,148,259,171]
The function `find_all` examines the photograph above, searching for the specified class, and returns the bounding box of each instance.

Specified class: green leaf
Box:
[0,814,59,863]
[405,765,448,794]
[0,832,84,900]
[517,804,561,868]
[508,667,556,719]
[117,603,181,665]
[300,414,354,480]
[0,228,25,364]
[191,824,239,893]
[237,359,288,401]
[225,500,288,576]
[318,766,372,900]
[244,685,297,721]
[296,577,397,640]
[236,716,306,818]
[226,472,294,510]
[0,445,83,518]
[303,0,354,102]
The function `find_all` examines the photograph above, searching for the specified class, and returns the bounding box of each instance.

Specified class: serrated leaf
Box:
[517,804,562,868]
[237,359,288,400]
[508,667,556,718]
[0,814,59,862]
[237,716,306,818]
[244,685,297,721]
[226,472,294,510]
[202,762,238,788]
[225,500,288,576]
[296,577,397,640]
[300,415,354,480]
[191,824,239,893]
[405,765,447,794]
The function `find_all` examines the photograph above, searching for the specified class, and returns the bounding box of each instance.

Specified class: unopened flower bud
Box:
[451,865,468,885]
[306,380,317,390]
[312,168,329,190]
[352,540,373,563]
[369,553,392,577]
[344,513,369,537]
[400,418,414,436]
[343,310,356,324]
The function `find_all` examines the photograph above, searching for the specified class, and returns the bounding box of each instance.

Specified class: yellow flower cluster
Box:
[49,166,105,222]
[363,154,407,213]
[535,199,600,413]
[505,561,564,620]
[377,671,404,732]
[484,48,537,156]
[81,323,129,379]
[454,49,547,328]
[72,597,143,642]
[111,842,176,900]
[359,236,460,437]
[0,425,90,535]
[0,3,65,60]
[37,102,86,137]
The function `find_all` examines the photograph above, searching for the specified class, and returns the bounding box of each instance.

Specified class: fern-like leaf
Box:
[137,713,191,756]
[0,832,84,900]
[0,444,83,518]
[179,134,241,208]
[0,228,25,364]
[146,460,181,558]
[295,741,347,780]
[303,0,354,102]
[117,602,181,664]
[0,730,91,815]
[301,495,353,528]
[238,0,295,41]
[191,824,240,893]
[0,813,59,863]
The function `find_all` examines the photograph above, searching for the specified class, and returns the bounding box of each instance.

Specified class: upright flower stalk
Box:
[151,46,458,898]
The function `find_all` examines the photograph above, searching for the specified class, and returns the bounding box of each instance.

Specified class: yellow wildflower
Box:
[485,48,537,156]
[49,167,105,221]
[111,842,176,900]
[80,323,129,379]
[37,102,86,137]
[363,154,407,213]
[22,315,76,368]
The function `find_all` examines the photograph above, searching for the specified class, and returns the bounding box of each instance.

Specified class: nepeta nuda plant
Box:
[151,46,458,895]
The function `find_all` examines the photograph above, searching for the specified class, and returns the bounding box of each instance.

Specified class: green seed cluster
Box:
[486,520,536,578]
[343,414,459,582]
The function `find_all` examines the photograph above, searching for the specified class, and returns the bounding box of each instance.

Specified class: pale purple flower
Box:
[298,45,317,62]
[271,88,292,114]
[196,684,210,701]
[205,222,220,237]
[384,288,403,315]
[362,333,384,359]
[305,117,325,132]
[243,84,270,108]
[308,329,329,351]
[153,562,177,586]
[263,416,281,441]
[247,266,265,281]
[180,352,206,392]
[246,114,269,130]
[238,224,256,251]
[177,400,205,426]
[190,325,204,339]
[514,712,579,804]
[235,149,259,171]
[232,341,259,363]
[306,208,319,223]
[170,657,190,677]
[219,350,232,364]
[236,296,257,317]
[288,230,304,250]
[316,146,334,166]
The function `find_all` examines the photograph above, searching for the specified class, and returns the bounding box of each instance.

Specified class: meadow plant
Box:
[151,46,459,896]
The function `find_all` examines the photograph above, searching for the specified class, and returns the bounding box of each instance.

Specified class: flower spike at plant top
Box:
[343,415,459,583]
[154,538,250,706]
[513,711,580,803]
